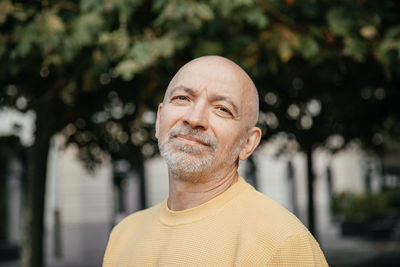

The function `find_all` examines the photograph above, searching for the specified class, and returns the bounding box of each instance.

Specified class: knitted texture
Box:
[103,177,328,267]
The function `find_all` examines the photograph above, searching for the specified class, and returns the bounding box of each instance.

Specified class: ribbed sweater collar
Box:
[159,176,250,226]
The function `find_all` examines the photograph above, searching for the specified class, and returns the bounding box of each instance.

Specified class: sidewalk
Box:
[321,214,400,267]
[0,222,110,267]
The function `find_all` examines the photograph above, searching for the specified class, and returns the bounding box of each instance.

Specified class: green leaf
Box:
[242,7,269,29]
[195,3,214,21]
[193,40,224,58]
[385,26,400,39]
[299,35,319,59]
[80,0,102,12]
[0,0,13,24]
[115,59,140,81]
[129,41,153,66]
[154,35,175,57]
[376,26,400,76]
[344,36,368,62]
[10,23,37,59]
[327,7,355,36]
[71,11,104,47]
[278,42,293,62]
[38,12,65,33]
[154,0,213,29]
[100,29,130,60]
[153,0,169,11]
[60,81,77,106]
[210,0,253,17]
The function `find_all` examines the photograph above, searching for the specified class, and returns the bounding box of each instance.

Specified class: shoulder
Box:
[236,187,308,236]
[110,203,161,238]
[267,232,329,266]
[231,188,328,265]
[229,186,316,253]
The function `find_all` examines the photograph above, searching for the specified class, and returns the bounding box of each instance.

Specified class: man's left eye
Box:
[217,106,232,115]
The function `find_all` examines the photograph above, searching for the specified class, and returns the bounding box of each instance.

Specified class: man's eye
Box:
[217,106,232,115]
[172,95,189,102]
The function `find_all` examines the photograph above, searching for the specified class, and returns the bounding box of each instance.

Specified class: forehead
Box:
[166,61,247,102]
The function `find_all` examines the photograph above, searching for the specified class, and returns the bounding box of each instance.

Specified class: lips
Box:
[165,124,218,152]
[174,134,209,146]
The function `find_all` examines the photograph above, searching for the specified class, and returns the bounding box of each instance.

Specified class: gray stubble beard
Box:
[158,124,218,180]
[158,124,247,182]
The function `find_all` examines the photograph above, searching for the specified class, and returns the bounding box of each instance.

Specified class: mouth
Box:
[174,134,209,146]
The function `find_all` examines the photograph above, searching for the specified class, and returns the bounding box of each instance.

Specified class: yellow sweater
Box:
[103,177,328,267]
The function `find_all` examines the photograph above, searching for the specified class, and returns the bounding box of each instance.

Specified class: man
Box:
[103,56,328,267]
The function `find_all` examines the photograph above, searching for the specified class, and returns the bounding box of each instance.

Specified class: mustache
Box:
[168,125,218,148]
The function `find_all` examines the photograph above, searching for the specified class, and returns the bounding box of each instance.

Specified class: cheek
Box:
[212,120,246,149]
[158,108,186,140]
[213,126,241,149]
[158,122,170,142]
[159,109,181,128]
[163,106,187,122]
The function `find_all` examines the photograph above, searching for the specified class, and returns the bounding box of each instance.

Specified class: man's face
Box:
[156,59,254,180]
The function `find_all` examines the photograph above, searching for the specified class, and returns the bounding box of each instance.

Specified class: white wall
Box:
[45,136,113,227]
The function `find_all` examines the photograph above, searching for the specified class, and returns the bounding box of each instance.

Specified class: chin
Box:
[168,158,212,173]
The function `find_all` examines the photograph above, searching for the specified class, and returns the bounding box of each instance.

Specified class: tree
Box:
[0,1,179,266]
[251,0,400,235]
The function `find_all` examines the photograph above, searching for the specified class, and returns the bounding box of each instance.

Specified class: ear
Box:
[239,126,261,161]
[155,103,163,139]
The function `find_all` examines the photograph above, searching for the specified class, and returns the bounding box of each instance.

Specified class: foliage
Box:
[1,0,400,164]
[331,189,400,222]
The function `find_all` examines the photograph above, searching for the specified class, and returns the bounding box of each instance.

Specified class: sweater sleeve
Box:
[267,233,329,267]
[102,227,117,267]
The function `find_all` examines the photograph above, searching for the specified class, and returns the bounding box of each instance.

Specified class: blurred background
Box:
[1,0,400,266]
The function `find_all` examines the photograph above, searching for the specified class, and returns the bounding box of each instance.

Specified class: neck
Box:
[167,166,239,211]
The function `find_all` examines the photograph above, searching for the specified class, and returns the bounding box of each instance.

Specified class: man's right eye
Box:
[171,95,189,102]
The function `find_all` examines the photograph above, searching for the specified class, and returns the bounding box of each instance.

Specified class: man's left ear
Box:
[239,127,262,161]
[155,103,163,139]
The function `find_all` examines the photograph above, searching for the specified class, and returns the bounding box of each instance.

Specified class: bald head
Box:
[156,55,262,176]
[165,56,259,128]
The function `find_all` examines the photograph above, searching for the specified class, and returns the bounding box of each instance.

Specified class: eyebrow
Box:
[168,85,240,116]
[168,85,197,98]
[209,94,239,115]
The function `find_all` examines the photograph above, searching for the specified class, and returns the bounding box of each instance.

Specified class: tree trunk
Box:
[245,155,258,189]
[0,161,7,241]
[287,160,298,217]
[136,160,147,210]
[326,165,333,199]
[305,147,316,237]
[21,116,52,267]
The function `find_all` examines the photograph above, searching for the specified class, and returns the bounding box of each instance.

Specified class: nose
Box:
[182,101,209,130]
